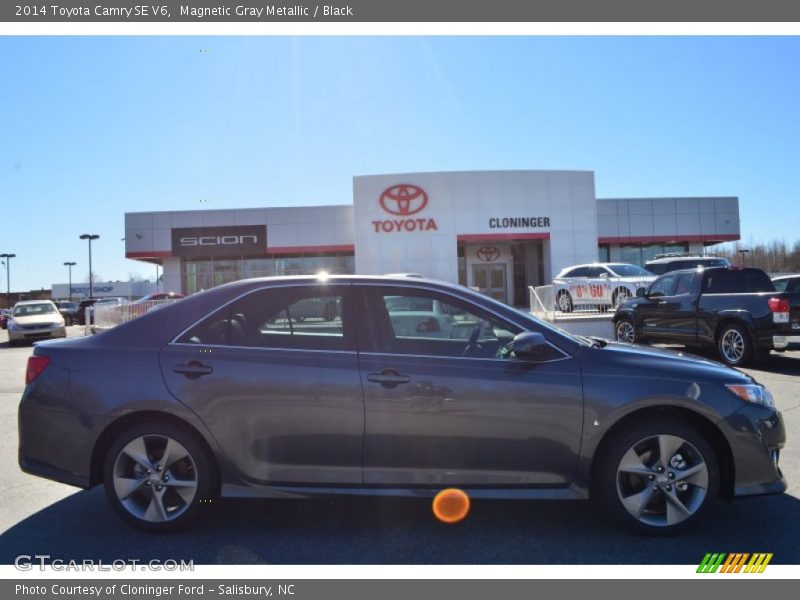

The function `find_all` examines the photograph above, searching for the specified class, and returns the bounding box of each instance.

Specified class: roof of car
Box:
[14,299,56,306]
[772,274,800,281]
[645,255,725,264]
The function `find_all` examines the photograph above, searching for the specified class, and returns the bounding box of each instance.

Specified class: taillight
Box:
[769,297,790,324]
[25,355,51,385]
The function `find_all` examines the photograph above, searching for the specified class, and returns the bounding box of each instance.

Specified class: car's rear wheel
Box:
[593,419,719,535]
[103,422,213,532]
[717,323,753,367]
[556,291,573,313]
[614,318,637,343]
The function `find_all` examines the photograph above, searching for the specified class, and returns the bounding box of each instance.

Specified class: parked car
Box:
[772,274,800,294]
[76,299,98,326]
[0,308,10,330]
[6,300,66,344]
[19,275,785,534]
[55,301,79,326]
[135,292,184,303]
[553,263,656,313]
[613,266,800,366]
[645,254,730,275]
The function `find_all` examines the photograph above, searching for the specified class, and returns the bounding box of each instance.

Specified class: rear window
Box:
[703,269,775,294]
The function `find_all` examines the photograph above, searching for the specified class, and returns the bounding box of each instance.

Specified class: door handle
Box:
[367,370,411,386]
[173,361,213,379]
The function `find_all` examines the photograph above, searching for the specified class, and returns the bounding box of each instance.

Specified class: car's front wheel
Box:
[614,318,637,344]
[103,422,214,532]
[593,419,719,535]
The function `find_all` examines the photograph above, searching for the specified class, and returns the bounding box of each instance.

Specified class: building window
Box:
[598,244,610,263]
[182,253,355,295]
[619,243,689,266]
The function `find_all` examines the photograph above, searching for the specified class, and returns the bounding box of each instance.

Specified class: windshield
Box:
[13,303,57,317]
[607,264,652,277]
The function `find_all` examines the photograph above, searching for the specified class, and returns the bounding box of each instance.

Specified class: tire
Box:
[612,287,632,308]
[716,323,753,367]
[556,290,573,313]
[614,317,637,344]
[593,418,719,535]
[103,422,214,532]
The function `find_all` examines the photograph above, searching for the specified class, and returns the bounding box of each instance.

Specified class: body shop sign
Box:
[171,225,267,257]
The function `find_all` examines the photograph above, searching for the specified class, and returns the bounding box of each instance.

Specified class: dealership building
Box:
[124,170,740,306]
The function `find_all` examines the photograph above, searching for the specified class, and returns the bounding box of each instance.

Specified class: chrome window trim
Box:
[168,342,358,356]
[359,349,573,364]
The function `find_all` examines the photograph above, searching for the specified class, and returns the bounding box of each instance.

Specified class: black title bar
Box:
[4,0,800,22]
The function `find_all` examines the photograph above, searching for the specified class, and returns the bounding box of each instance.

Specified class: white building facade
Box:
[124,170,739,306]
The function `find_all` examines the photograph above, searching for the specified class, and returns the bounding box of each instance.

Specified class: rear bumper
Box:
[773,335,800,351]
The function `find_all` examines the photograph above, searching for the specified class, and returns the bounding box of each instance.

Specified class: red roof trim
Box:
[126,251,172,259]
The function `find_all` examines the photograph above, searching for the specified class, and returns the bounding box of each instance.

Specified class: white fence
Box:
[530,276,653,318]
[91,299,181,332]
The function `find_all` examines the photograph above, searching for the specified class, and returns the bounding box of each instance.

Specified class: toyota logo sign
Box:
[476,246,501,262]
[379,184,428,216]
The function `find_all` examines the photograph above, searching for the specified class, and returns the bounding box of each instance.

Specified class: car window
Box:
[607,264,652,277]
[674,273,694,296]
[13,303,57,316]
[773,279,788,293]
[703,270,775,294]
[177,285,352,351]
[585,267,606,278]
[646,263,666,275]
[563,267,588,278]
[360,287,526,359]
[648,274,677,297]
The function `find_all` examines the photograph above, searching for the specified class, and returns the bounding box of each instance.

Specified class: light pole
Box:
[79,234,100,299]
[0,253,15,309]
[738,248,750,268]
[63,261,77,302]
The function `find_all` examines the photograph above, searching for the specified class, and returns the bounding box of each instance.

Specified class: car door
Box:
[159,283,364,484]
[355,284,584,487]
[637,273,678,340]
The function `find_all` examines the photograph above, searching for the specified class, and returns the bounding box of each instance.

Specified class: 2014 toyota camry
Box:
[18,275,786,533]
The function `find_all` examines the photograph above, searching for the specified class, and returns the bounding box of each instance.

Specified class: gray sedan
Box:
[18,275,786,534]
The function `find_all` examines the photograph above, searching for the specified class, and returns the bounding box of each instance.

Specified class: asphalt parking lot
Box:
[0,326,798,565]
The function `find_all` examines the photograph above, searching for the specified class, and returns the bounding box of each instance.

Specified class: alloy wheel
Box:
[616,434,709,527]
[111,434,198,523]
[720,329,745,364]
[615,321,635,343]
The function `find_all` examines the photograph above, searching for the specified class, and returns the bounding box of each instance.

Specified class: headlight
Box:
[726,384,775,409]
[8,320,20,331]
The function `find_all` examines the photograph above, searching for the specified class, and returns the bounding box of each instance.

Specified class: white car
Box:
[552,263,656,313]
[7,300,66,345]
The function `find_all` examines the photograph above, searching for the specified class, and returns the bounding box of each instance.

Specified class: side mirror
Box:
[635,287,646,298]
[512,331,547,359]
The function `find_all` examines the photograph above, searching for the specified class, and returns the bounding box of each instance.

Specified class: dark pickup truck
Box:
[613,266,800,366]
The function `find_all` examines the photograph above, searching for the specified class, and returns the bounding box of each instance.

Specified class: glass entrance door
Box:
[472,264,507,303]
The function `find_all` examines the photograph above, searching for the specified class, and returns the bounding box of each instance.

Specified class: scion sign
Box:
[171,226,267,258]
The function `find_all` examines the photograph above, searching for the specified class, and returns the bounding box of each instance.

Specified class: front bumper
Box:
[719,404,786,497]
[8,325,66,342]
